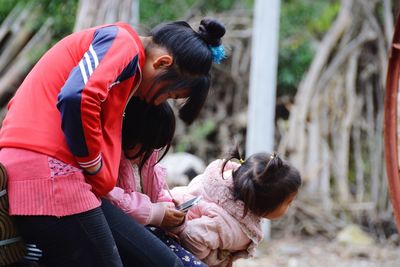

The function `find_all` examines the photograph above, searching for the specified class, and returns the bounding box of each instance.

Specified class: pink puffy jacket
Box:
[171,160,264,267]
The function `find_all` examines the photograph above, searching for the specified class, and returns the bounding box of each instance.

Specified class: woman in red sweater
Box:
[0,18,225,266]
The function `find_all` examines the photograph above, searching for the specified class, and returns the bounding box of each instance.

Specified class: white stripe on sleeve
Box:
[78,153,102,168]
[84,52,93,75]
[89,44,99,67]
[79,60,88,84]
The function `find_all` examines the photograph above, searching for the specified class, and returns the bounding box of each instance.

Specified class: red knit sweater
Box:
[0,22,145,197]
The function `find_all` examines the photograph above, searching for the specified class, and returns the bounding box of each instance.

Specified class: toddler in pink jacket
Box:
[171,146,302,267]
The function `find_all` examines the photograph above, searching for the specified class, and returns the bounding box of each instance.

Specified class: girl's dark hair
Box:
[222,145,302,217]
[149,18,225,124]
[122,96,175,171]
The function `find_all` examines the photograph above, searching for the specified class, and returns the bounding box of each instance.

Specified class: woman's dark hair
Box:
[221,145,302,217]
[122,96,175,171]
[148,18,226,125]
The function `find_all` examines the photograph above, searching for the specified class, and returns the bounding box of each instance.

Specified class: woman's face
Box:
[138,72,191,105]
[153,87,191,105]
[136,46,190,105]
[263,193,297,220]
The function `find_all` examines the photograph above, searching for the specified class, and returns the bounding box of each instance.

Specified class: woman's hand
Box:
[83,161,102,175]
[161,207,185,228]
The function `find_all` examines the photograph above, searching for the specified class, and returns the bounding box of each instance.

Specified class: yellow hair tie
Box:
[239,158,245,164]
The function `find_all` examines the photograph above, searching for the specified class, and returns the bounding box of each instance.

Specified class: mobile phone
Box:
[176,196,202,213]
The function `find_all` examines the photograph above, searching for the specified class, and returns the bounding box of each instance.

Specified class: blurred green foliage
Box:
[140,0,252,27]
[0,0,338,97]
[140,0,196,27]
[278,0,339,96]
[0,0,16,23]
[38,0,78,43]
[0,0,77,63]
[0,0,77,42]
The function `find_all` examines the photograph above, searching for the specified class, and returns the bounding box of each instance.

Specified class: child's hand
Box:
[172,198,180,207]
[161,207,185,228]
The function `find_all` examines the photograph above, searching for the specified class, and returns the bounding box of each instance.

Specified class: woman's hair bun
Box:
[198,18,226,46]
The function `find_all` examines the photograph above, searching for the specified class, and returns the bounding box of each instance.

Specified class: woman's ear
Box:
[153,55,173,69]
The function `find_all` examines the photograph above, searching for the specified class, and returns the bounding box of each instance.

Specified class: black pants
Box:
[14,200,183,267]
[14,206,122,267]
[101,198,183,267]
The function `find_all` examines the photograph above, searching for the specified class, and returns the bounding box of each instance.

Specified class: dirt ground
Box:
[234,236,400,267]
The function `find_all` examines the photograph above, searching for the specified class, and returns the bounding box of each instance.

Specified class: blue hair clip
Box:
[209,44,225,64]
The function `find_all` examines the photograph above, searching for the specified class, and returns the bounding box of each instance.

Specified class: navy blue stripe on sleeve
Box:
[57,64,89,157]
[114,54,139,84]
[92,25,119,65]
[56,26,119,157]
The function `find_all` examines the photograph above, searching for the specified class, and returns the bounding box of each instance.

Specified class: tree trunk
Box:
[279,0,393,224]
[0,18,53,107]
[0,4,53,106]
[280,0,353,171]
[74,0,140,32]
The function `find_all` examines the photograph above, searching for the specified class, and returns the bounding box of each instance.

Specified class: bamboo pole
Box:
[384,14,400,232]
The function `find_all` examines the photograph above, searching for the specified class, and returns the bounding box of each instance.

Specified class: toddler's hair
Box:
[221,145,301,217]
[122,97,175,170]
[148,18,225,124]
